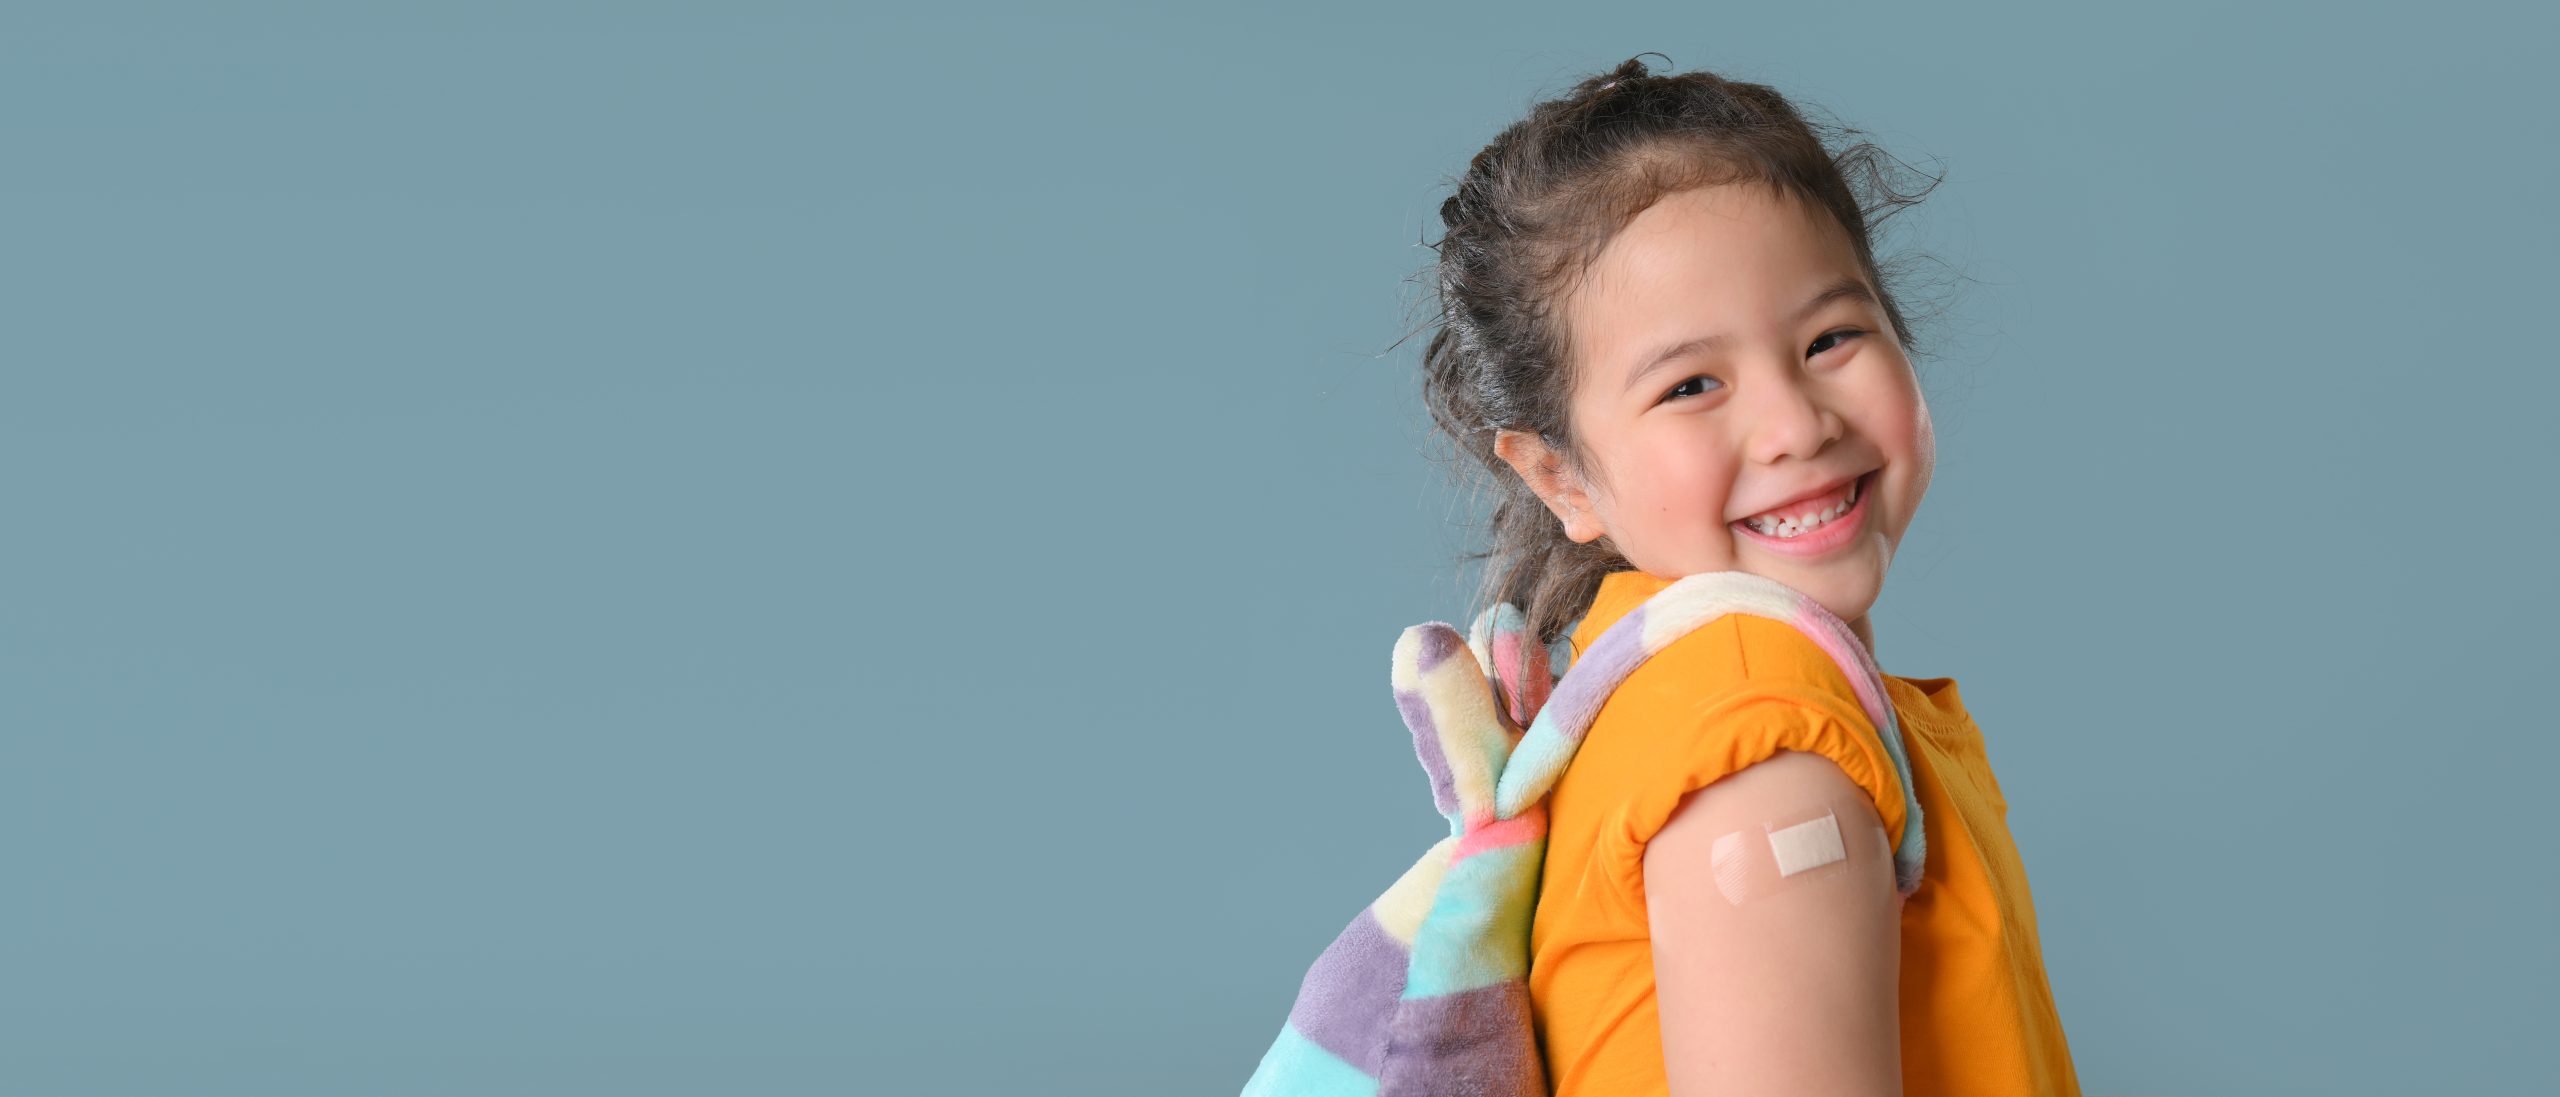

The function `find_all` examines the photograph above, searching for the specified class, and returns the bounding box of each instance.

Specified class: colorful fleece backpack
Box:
[1240,570,1928,1096]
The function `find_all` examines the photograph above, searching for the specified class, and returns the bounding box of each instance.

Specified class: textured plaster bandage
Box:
[1710,804,1891,906]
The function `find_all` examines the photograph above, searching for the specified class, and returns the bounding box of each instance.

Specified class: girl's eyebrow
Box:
[1619,276,1880,393]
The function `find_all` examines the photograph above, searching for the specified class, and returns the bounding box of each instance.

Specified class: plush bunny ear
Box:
[1466,601,1551,731]
[1391,621,1510,830]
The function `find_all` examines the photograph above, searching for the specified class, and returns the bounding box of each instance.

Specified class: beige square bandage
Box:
[1766,812,1848,876]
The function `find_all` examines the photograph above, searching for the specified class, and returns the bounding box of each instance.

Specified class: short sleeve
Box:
[1579,616,1910,906]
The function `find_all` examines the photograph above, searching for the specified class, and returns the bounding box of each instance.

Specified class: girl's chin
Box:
[1725,557,1881,612]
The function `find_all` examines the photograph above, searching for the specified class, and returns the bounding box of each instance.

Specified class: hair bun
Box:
[1589,52,1668,95]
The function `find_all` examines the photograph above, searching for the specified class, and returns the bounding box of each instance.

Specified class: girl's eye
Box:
[1664,374,1721,402]
[1811,328,1867,356]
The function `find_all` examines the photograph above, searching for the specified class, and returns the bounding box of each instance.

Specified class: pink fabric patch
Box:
[1454,807,1547,861]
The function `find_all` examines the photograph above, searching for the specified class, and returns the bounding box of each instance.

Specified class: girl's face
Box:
[1496,182,1934,642]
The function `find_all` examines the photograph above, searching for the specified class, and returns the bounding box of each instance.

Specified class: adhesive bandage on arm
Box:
[1708,801,1893,907]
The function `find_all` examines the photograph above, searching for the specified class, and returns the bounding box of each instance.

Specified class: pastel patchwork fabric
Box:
[1241,570,1927,1096]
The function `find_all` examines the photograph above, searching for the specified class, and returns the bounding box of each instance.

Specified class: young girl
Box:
[1420,55,2083,1094]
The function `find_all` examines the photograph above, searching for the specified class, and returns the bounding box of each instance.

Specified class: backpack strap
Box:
[1482,570,1928,896]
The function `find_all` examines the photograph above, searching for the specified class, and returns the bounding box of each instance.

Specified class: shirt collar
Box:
[1564,569,1675,662]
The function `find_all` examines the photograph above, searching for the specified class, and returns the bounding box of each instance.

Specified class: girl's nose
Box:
[1741,368,1846,466]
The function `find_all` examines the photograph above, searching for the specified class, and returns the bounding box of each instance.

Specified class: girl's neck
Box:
[1848,613,1876,660]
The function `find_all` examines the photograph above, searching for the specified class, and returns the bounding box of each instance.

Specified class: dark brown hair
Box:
[1408,53,1949,652]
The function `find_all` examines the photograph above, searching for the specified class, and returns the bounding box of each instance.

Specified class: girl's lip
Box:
[1730,470,1875,557]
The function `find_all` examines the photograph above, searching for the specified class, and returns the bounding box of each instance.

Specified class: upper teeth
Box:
[1745,479,1859,537]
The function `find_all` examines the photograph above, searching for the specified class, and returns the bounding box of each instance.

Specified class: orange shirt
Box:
[1528,569,2082,1096]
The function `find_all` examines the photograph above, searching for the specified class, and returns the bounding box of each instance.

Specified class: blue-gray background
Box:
[6,2,2552,1094]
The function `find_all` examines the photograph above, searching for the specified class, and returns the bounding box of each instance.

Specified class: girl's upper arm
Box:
[1642,747,1903,1097]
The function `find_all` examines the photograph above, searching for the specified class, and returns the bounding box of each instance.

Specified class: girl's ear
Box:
[1494,429,1607,544]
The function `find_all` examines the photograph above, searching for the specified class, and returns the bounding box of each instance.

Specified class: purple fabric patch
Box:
[1397,685,1458,818]
[1415,623,1464,672]
[1537,604,1651,741]
[1378,980,1547,1096]
[1287,906,1411,1076]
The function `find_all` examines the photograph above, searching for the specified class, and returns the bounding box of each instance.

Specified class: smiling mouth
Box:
[1735,470,1874,537]
[1730,465,1873,542]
